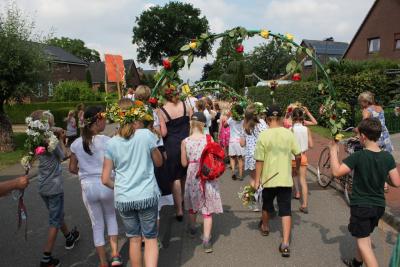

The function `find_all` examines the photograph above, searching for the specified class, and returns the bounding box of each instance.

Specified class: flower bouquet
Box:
[238,185,256,207]
[21,116,59,171]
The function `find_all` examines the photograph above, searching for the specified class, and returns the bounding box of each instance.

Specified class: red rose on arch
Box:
[162,58,172,70]
[149,97,158,107]
[331,114,337,120]
[235,44,244,53]
[287,107,293,113]
[292,73,301,81]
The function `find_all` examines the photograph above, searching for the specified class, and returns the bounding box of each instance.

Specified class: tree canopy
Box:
[0,3,48,151]
[132,1,211,66]
[48,37,100,62]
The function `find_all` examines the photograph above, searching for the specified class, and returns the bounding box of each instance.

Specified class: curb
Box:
[307,165,400,232]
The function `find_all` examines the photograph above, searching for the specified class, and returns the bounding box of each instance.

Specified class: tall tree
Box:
[132,2,211,66]
[0,3,48,151]
[48,37,100,62]
[247,40,295,80]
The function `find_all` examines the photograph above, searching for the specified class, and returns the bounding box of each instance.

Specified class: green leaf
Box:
[178,58,185,68]
[296,47,304,56]
[318,83,325,91]
[286,60,297,73]
[331,125,338,135]
[305,48,313,57]
[228,30,235,38]
[326,68,331,74]
[180,45,190,52]
[329,118,336,125]
[340,118,346,124]
[187,54,194,68]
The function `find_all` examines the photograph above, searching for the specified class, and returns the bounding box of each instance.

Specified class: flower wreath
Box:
[253,102,266,115]
[231,103,245,121]
[106,100,153,125]
[21,114,59,170]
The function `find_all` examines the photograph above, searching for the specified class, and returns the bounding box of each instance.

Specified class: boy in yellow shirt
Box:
[254,104,301,257]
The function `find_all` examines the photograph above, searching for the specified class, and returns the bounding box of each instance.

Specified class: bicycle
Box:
[316,127,363,205]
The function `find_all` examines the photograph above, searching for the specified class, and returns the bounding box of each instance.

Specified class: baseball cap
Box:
[266,104,282,117]
[191,112,207,123]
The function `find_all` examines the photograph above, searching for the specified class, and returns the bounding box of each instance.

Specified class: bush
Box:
[5,101,107,128]
[53,81,102,102]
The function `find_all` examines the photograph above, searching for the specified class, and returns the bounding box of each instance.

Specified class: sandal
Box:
[232,174,237,180]
[258,221,269,236]
[279,244,290,257]
[299,207,309,214]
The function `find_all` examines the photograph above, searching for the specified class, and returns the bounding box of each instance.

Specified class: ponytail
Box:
[81,105,104,155]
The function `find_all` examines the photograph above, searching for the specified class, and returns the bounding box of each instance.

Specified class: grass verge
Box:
[0,133,26,170]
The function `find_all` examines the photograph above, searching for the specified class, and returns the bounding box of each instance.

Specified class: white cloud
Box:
[2,0,376,82]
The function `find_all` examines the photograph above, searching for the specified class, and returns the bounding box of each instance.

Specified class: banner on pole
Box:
[104,54,125,84]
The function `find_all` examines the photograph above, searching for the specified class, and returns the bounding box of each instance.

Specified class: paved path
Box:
[0,164,397,266]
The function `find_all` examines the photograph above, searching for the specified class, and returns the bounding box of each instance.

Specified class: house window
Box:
[37,83,43,97]
[395,33,400,50]
[304,60,312,68]
[66,64,71,73]
[48,82,54,97]
[368,38,380,53]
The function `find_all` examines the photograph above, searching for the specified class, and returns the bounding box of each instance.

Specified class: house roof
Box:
[343,0,378,58]
[43,44,88,66]
[89,59,141,83]
[301,39,349,56]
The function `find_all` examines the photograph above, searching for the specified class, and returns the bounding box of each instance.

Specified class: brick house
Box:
[344,0,400,60]
[35,44,88,100]
[89,59,141,92]
[301,39,349,77]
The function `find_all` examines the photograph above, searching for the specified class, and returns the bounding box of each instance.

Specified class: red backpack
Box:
[197,135,225,192]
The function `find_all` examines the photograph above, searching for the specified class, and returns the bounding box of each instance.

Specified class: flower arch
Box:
[151,27,344,138]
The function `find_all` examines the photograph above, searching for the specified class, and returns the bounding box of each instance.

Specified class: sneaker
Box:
[65,227,80,250]
[40,257,60,267]
[110,254,122,266]
[203,240,213,253]
[279,244,290,257]
[232,174,237,180]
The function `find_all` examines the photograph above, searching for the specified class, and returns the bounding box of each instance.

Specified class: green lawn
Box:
[309,125,354,139]
[0,133,26,170]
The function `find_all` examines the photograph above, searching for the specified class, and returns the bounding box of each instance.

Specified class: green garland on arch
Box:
[151,27,344,138]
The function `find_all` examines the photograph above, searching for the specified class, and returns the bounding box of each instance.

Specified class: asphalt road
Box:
[0,164,397,267]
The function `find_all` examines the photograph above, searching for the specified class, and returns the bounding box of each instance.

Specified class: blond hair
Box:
[117,98,135,139]
[190,120,205,135]
[358,91,375,105]
[135,85,151,101]
[30,110,55,127]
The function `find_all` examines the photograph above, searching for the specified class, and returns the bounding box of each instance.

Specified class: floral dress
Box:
[367,107,394,153]
[219,118,230,148]
[184,136,223,215]
[244,119,268,171]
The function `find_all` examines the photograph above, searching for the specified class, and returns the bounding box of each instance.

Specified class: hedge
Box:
[5,101,107,129]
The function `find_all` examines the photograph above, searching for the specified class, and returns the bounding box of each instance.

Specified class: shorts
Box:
[292,153,308,167]
[262,187,292,217]
[348,205,385,238]
[41,193,64,228]
[229,142,245,156]
[158,194,174,220]
[118,204,158,239]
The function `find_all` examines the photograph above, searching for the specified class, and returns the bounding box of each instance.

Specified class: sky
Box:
[3,0,375,82]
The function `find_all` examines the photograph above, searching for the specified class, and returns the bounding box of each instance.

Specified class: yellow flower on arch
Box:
[285,33,294,41]
[260,29,269,39]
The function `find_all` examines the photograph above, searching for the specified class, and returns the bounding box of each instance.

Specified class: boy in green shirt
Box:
[330,118,400,267]
[254,104,301,257]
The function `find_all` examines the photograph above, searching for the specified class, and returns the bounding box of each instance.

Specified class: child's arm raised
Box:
[181,140,188,167]
[151,148,163,168]
[101,158,114,189]
[329,142,351,177]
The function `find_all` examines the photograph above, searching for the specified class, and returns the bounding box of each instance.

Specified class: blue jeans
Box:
[41,193,64,228]
[118,204,158,239]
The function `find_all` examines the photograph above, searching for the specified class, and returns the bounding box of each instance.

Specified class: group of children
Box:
[20,88,400,267]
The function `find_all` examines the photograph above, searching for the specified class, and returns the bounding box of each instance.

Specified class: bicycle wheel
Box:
[317,147,333,188]
[344,174,353,206]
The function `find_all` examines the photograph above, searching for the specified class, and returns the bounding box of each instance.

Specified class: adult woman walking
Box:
[158,85,192,221]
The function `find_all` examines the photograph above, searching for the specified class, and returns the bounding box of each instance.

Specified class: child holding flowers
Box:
[69,106,121,267]
[29,110,80,267]
[240,103,268,211]
[101,99,163,267]
[226,104,245,181]
[181,112,223,253]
